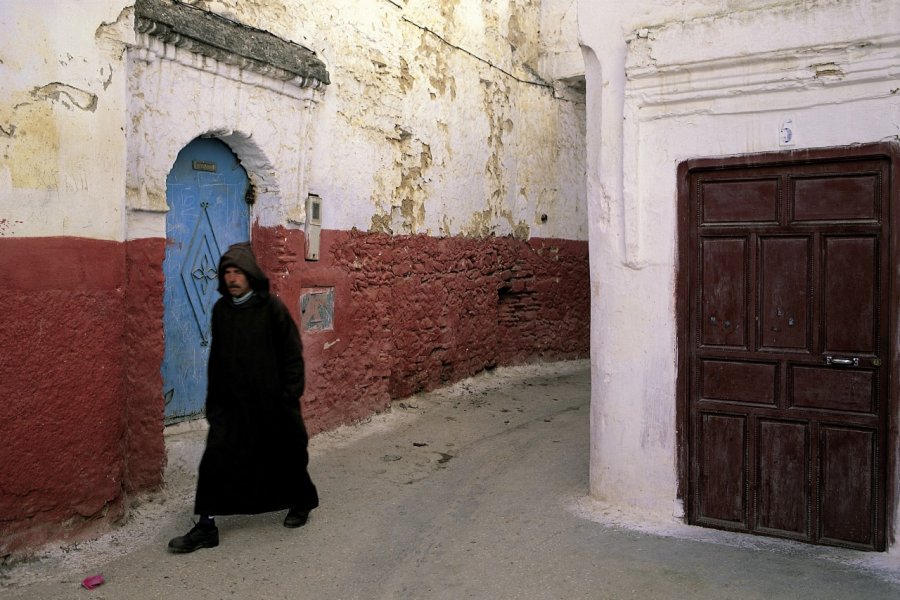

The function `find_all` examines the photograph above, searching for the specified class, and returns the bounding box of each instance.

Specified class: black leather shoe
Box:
[168,522,219,553]
[284,507,309,528]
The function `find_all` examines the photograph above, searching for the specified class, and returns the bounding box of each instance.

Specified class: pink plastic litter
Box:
[81,574,105,590]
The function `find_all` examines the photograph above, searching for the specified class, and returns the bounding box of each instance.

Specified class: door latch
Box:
[826,356,859,367]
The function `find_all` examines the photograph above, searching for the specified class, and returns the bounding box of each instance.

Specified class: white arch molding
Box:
[124,1,328,240]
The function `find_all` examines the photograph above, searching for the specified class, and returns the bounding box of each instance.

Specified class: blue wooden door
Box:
[162,138,250,423]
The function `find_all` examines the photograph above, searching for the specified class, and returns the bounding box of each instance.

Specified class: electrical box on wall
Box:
[305,194,322,261]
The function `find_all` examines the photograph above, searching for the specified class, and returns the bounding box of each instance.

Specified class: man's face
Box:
[223,266,251,297]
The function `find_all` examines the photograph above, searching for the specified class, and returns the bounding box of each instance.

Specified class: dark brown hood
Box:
[217,242,270,296]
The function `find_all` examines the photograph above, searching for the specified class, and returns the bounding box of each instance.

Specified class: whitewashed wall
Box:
[1,0,585,243]
[579,0,900,548]
[0,1,132,241]
[188,0,586,240]
[125,28,322,240]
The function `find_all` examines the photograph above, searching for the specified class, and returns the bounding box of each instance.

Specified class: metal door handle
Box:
[826,356,859,367]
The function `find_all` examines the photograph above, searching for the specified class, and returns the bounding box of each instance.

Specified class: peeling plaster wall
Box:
[579,0,900,549]
[0,0,587,554]
[539,0,583,82]
[190,0,587,241]
[0,0,131,240]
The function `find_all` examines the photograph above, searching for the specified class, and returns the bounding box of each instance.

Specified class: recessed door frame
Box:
[675,142,900,550]
[162,136,252,424]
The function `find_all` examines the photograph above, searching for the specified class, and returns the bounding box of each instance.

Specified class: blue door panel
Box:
[162,138,250,423]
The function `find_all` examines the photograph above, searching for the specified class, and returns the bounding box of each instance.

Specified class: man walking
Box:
[168,242,319,553]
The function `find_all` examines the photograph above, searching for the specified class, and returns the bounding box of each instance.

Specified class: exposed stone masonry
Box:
[254,227,590,434]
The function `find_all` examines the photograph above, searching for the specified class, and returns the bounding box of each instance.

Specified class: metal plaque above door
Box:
[162,137,251,424]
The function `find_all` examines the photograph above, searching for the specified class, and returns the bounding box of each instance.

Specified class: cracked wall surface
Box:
[0,0,585,242]
[291,0,585,241]
[0,1,130,240]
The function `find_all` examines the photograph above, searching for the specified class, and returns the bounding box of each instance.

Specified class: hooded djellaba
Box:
[194,242,319,517]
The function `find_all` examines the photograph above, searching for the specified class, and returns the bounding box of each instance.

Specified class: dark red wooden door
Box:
[682,149,894,551]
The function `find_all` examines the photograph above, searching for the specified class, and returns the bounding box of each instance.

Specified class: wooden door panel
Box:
[793,174,879,222]
[683,146,893,552]
[791,366,876,414]
[823,236,877,354]
[759,237,810,351]
[701,359,776,405]
[697,413,747,527]
[819,425,876,547]
[756,419,809,536]
[702,178,779,224]
[701,238,747,348]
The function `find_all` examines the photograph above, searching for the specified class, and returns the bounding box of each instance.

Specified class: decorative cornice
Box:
[625,34,900,111]
[134,0,329,89]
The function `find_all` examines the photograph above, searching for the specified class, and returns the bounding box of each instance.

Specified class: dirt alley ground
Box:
[2,360,900,599]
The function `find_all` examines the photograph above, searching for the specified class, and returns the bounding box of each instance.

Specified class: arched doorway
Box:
[162,137,251,423]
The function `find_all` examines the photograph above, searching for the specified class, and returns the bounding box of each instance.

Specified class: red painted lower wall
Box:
[0,238,127,554]
[0,237,167,556]
[122,238,166,494]
[0,228,588,555]
[253,227,590,434]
